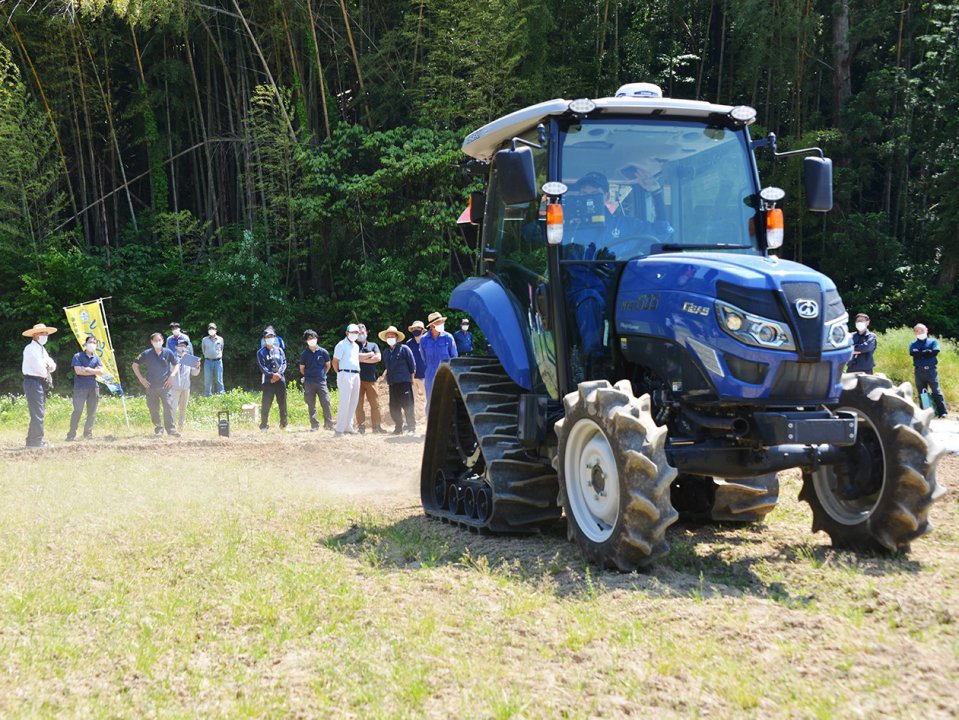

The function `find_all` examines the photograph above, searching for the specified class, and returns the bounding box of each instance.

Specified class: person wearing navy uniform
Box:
[910,323,948,418]
[299,329,333,431]
[380,325,417,435]
[21,322,58,448]
[66,334,104,441]
[132,332,181,437]
[846,313,877,374]
[406,320,428,401]
[166,321,193,356]
[257,327,288,431]
[453,318,474,356]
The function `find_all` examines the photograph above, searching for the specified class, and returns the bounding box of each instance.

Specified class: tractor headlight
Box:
[716,301,796,351]
[824,315,851,350]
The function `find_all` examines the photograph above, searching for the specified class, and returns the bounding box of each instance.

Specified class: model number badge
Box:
[682,302,710,317]
[620,293,660,312]
[795,299,820,319]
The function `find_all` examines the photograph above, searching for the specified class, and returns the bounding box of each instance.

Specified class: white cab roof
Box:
[462,96,736,161]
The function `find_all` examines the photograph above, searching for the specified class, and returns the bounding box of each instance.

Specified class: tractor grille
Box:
[781,282,824,361]
[768,360,832,401]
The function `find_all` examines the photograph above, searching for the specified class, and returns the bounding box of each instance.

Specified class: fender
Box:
[450,276,535,390]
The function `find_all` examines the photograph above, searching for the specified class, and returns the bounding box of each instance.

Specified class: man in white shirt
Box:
[332,323,362,436]
[21,323,58,448]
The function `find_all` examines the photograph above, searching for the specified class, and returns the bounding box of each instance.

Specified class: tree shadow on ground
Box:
[320,512,923,603]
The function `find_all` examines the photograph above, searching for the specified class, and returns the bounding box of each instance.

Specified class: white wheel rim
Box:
[565,418,620,543]
[812,406,885,524]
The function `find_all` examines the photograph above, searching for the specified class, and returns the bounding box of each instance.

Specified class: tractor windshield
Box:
[558,117,759,261]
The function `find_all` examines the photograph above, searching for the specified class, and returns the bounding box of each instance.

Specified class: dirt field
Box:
[1,427,957,717]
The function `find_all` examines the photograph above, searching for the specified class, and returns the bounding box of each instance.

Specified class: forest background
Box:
[0,0,957,391]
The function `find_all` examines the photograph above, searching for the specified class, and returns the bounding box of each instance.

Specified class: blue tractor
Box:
[421,83,945,570]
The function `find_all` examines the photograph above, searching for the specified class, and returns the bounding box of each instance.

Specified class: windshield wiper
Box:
[655,243,748,253]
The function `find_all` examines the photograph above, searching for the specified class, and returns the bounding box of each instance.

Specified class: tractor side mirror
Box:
[495,146,537,205]
[469,191,486,223]
[804,157,833,212]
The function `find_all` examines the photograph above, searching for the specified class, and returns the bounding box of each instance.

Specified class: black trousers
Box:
[261,380,288,429]
[388,381,415,432]
[146,386,176,433]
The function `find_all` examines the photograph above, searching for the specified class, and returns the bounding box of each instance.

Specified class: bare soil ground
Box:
[2,426,957,717]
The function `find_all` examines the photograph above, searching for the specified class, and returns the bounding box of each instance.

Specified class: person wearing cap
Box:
[332,324,362,435]
[21,323,58,448]
[353,323,385,434]
[846,313,877,374]
[380,325,416,435]
[201,322,225,396]
[256,327,288,432]
[166,322,194,357]
[911,323,948,418]
[170,337,201,431]
[299,329,333,432]
[406,320,428,400]
[420,311,459,411]
[66,334,104,441]
[259,325,286,351]
[132,332,181,438]
[453,318,474,357]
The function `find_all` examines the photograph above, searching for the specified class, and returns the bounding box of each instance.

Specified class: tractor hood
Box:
[616,250,850,369]
[626,252,840,297]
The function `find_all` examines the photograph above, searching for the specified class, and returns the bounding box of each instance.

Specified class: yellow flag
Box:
[63,300,124,394]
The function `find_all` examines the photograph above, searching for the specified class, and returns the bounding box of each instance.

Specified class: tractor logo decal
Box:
[682,302,710,317]
[795,299,820,319]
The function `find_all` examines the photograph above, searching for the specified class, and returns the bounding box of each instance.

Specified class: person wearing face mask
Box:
[166,322,194,357]
[257,328,289,432]
[299,329,333,432]
[332,323,363,436]
[406,320,428,401]
[170,337,201,432]
[66,334,104,441]
[846,313,877,374]
[379,325,416,435]
[420,311,459,412]
[201,322,225,396]
[21,322,58,448]
[259,324,286,351]
[132,332,181,437]
[453,318,474,357]
[910,323,948,418]
[353,323,385,434]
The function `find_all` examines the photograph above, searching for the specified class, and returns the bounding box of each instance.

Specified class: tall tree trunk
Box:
[832,0,852,125]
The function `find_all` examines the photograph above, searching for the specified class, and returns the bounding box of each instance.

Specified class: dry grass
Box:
[0,433,957,718]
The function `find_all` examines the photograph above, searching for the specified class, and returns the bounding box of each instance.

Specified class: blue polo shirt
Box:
[71,351,102,390]
[135,347,178,385]
[299,346,331,384]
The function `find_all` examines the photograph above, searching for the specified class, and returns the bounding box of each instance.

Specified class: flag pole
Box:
[98,297,131,433]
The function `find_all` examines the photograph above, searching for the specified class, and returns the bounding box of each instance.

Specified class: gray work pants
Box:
[23,376,47,447]
[304,380,332,428]
[146,386,176,433]
[67,384,99,439]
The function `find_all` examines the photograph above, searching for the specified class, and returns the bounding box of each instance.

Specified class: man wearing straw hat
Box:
[380,325,416,435]
[21,323,58,448]
[420,311,458,412]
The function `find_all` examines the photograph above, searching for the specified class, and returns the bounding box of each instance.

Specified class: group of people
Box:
[845,313,947,417]
[254,312,471,437]
[20,307,949,448]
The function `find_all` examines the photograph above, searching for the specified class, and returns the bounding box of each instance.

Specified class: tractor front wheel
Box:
[555,380,678,571]
[800,373,945,552]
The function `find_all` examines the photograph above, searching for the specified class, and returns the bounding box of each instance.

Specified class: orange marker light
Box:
[546,203,564,245]
[766,208,784,249]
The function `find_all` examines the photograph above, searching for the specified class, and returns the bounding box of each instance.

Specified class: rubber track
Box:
[420,357,562,533]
